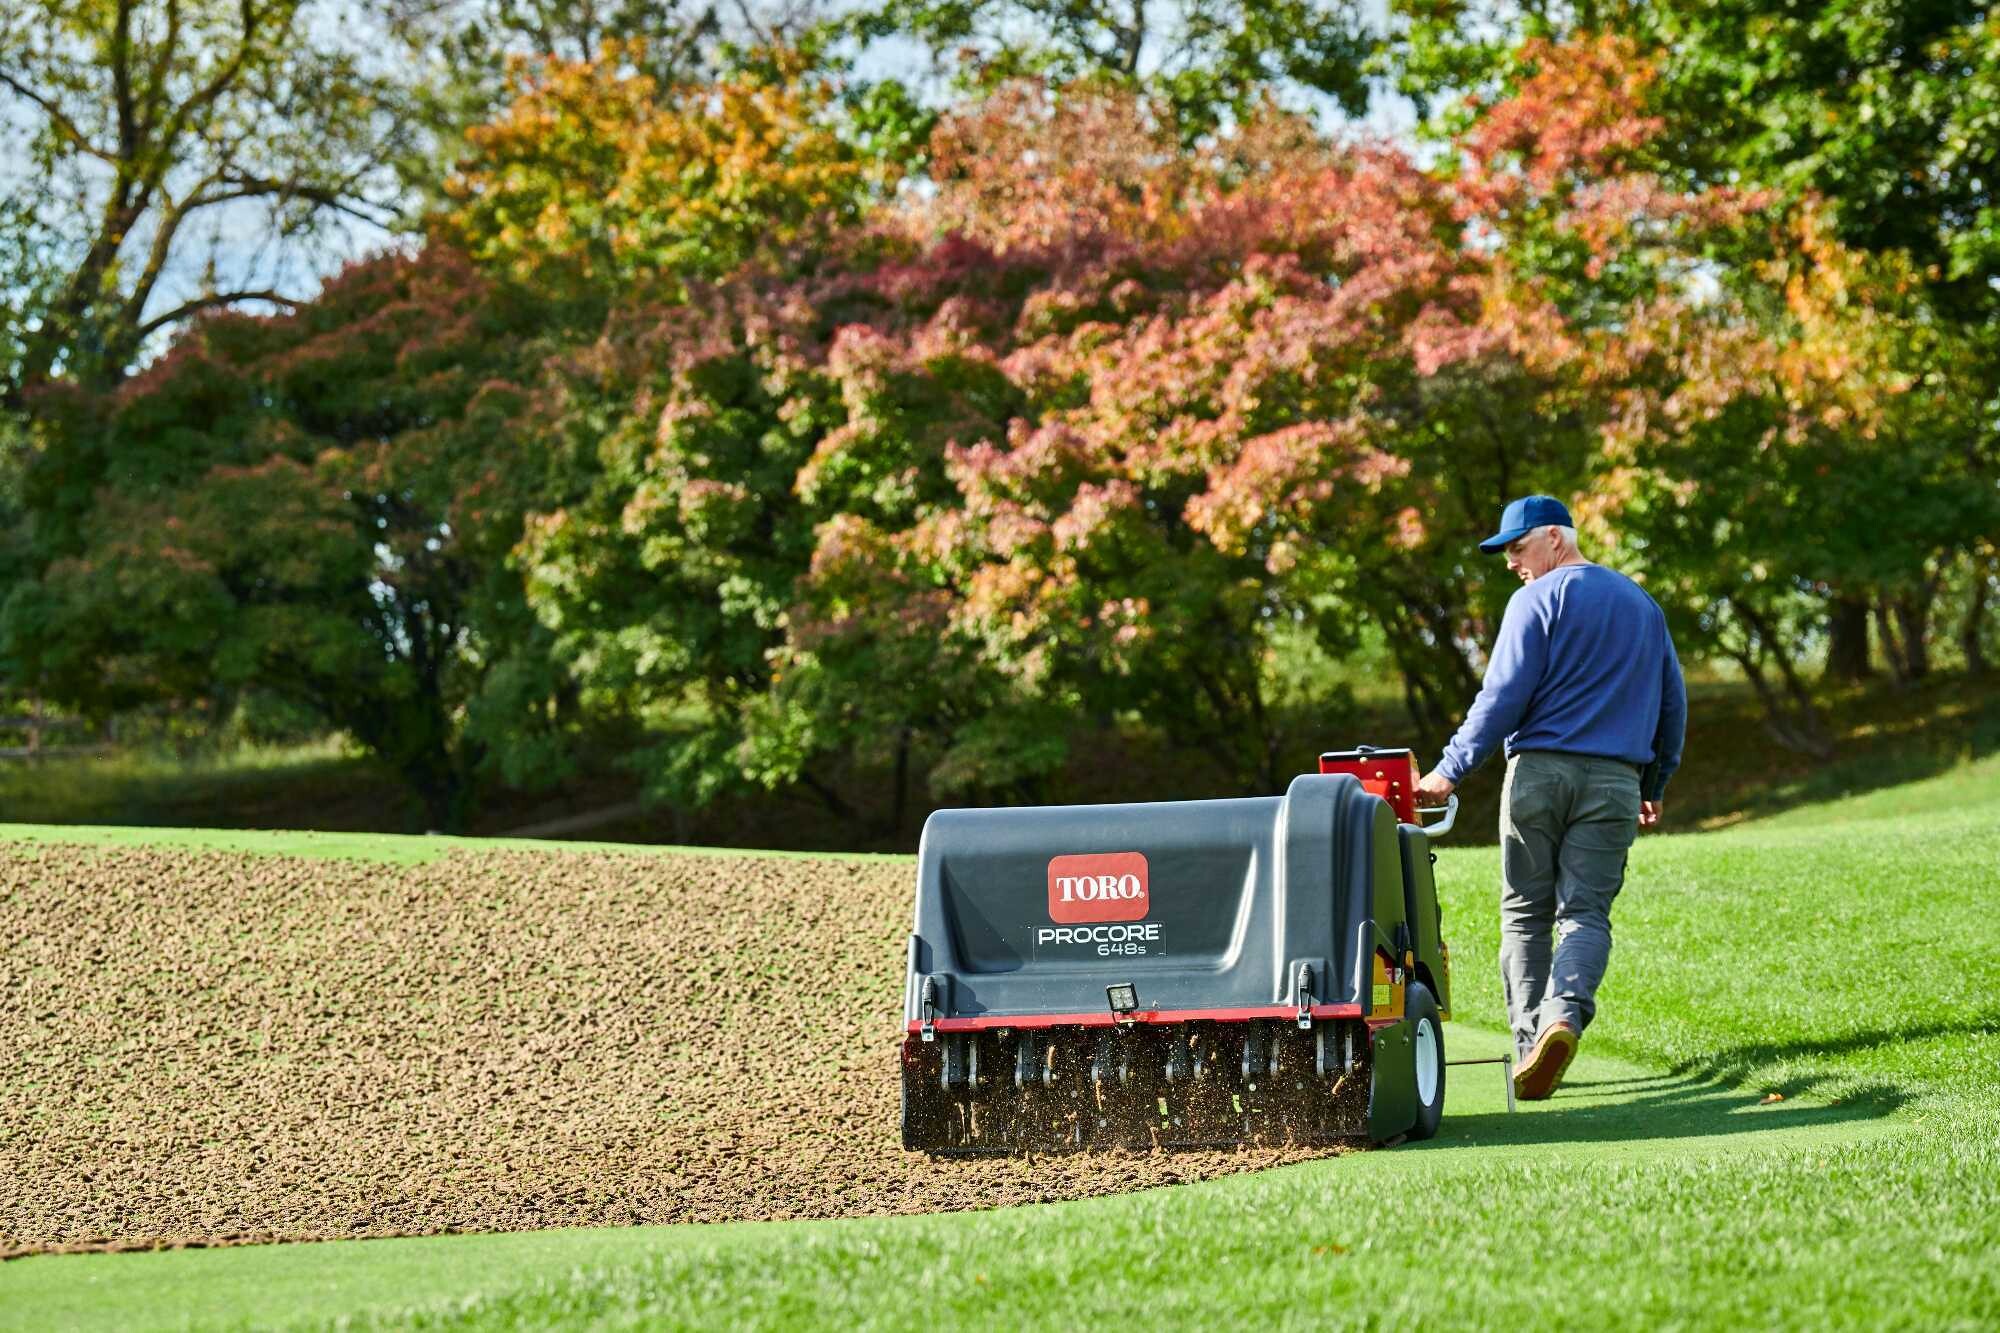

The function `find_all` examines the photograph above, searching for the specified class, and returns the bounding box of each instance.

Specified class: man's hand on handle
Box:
[1640,799,1664,828]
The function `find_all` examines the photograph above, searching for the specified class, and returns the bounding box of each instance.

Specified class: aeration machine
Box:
[900,746,1457,1153]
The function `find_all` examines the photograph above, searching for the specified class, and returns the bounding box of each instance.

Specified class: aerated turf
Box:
[3,756,1997,1329]
[0,848,1321,1259]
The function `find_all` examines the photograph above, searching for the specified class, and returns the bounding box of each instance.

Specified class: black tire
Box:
[1406,981,1446,1141]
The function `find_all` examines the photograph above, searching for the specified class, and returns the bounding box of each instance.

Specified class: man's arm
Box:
[1419,591,1550,800]
[1638,627,1687,826]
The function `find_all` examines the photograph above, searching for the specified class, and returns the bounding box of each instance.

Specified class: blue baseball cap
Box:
[1479,494,1573,554]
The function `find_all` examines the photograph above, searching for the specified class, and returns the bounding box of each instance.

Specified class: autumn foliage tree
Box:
[513,69,1719,814]
[1451,36,1999,743]
[521,39,1967,829]
[1392,3,2000,686]
[440,42,893,318]
[10,28,1983,837]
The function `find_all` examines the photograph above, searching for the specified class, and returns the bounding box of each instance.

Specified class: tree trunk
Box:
[1400,670,1455,744]
[1726,645,1835,760]
[1729,598,1835,759]
[1376,591,1481,746]
[1891,587,1935,682]
[415,766,469,834]
[1824,595,1873,681]
[800,771,862,826]
[395,715,471,834]
[1962,553,1992,675]
[1873,599,1911,686]
[1244,673,1281,795]
[1189,662,1261,790]
[891,727,911,839]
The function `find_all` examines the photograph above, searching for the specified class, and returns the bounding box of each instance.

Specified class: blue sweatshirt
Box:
[1437,564,1686,801]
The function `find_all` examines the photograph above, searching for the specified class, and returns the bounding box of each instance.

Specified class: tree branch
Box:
[135,288,298,340]
[121,163,234,332]
[0,71,113,162]
[137,0,187,138]
[113,0,137,156]
[155,0,271,156]
[215,172,401,229]
[732,0,773,45]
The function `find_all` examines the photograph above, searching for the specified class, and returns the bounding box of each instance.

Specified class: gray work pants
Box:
[1499,750,1641,1057]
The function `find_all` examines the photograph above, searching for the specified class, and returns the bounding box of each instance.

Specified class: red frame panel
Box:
[907,1002,1366,1034]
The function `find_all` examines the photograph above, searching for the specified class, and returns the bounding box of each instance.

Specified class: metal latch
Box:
[1294,961,1314,1030]
[919,975,939,1042]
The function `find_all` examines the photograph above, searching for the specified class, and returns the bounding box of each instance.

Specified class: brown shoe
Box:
[1513,1023,1579,1101]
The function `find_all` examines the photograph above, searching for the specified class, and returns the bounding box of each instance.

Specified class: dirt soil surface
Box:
[1,845,1333,1257]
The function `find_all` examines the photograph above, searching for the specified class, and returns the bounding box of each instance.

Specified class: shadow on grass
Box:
[1670,1015,1999,1075]
[1421,1016,2000,1150]
[1434,1069,1905,1149]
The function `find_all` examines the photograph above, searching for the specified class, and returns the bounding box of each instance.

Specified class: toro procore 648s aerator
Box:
[900,747,1458,1153]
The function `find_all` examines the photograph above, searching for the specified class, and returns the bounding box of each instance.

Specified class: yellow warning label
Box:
[1372,983,1392,1009]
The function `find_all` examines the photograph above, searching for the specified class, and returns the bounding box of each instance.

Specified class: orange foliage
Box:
[445,42,882,291]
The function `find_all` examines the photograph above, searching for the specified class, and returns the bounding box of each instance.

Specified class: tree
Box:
[851,0,1378,137]
[385,0,725,126]
[517,82,1616,814]
[513,285,844,815]
[1472,37,1990,740]
[2,247,555,828]
[438,41,899,321]
[378,0,854,205]
[0,0,420,405]
[1387,1,2000,681]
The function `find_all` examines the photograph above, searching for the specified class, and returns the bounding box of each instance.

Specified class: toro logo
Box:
[1046,851,1149,924]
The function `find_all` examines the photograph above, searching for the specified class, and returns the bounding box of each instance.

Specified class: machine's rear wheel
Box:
[1406,981,1445,1141]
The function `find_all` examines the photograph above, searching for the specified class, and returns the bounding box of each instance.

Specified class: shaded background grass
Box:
[4,675,1997,851]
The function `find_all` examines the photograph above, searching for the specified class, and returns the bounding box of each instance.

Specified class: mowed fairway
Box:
[4,758,1999,1329]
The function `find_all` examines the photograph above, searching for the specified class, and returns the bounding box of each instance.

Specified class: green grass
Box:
[4,755,1998,1329]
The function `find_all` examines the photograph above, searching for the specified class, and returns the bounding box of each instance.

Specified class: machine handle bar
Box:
[1417,794,1458,839]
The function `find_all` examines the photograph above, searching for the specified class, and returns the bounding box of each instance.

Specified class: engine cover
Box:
[903,772,1404,1033]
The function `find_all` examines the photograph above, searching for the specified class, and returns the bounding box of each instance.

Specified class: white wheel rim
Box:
[1415,1017,1440,1106]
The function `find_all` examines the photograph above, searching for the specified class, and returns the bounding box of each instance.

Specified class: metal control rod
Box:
[1446,1053,1516,1112]
[1419,793,1458,838]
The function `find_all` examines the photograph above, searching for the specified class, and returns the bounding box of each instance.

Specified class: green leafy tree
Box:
[0,0,418,404]
[851,0,1378,137]
[2,248,555,828]
[517,281,920,817]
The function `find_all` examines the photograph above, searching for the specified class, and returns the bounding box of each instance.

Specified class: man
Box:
[1414,495,1686,1100]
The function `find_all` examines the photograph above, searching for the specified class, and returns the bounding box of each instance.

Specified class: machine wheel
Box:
[1405,981,1445,1141]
